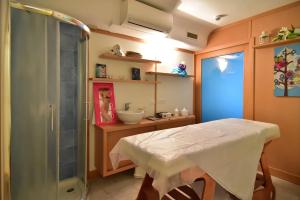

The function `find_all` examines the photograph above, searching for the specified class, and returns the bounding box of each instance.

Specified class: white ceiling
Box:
[137,0,181,12]
[18,0,298,50]
[177,0,298,26]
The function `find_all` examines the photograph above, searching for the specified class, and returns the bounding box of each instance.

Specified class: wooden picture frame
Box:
[93,82,117,126]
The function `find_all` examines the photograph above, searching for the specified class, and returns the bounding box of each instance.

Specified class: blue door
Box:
[201,52,244,122]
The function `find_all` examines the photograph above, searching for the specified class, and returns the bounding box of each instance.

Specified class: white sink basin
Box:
[117,110,144,124]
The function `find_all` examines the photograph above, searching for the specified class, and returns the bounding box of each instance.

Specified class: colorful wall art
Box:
[93,82,117,126]
[274,43,300,96]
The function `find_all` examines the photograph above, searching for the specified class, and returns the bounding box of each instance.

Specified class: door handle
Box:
[49,104,54,132]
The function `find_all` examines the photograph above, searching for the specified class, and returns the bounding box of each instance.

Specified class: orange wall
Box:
[196,1,300,184]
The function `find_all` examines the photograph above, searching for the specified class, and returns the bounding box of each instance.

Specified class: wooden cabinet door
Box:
[106,126,156,171]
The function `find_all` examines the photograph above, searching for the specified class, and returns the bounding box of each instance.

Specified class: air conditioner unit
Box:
[168,14,216,50]
[120,0,173,35]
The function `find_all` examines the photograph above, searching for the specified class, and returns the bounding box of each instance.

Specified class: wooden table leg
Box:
[253,144,276,200]
[137,173,216,200]
[195,173,216,200]
[136,151,274,200]
[136,173,159,200]
[203,174,216,200]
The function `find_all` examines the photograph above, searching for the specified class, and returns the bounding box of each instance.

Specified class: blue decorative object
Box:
[172,63,188,77]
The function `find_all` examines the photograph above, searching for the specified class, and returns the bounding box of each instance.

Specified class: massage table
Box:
[110,118,280,200]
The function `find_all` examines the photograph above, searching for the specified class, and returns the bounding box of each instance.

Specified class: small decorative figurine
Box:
[180,108,188,116]
[109,44,124,56]
[172,62,188,77]
[259,31,270,44]
[174,108,179,117]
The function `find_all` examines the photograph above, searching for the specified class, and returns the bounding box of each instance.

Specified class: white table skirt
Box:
[110,118,280,199]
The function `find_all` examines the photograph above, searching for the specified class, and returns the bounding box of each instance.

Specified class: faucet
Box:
[125,102,131,111]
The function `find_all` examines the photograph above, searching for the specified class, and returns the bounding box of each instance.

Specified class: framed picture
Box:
[95,63,107,78]
[274,43,300,96]
[131,67,141,80]
[93,82,117,125]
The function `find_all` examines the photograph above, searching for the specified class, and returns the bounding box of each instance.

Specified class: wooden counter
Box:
[94,115,195,177]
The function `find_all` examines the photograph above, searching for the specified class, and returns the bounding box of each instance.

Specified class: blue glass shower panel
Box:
[59,23,80,180]
[201,52,244,122]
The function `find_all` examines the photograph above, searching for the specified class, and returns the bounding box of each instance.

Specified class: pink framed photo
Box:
[93,82,117,126]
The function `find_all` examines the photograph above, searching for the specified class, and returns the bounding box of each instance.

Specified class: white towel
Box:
[110,118,280,199]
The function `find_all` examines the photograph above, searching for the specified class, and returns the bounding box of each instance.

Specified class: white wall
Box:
[19,0,122,30]
[88,32,194,170]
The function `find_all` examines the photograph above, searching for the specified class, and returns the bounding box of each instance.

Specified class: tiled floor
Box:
[87,170,300,200]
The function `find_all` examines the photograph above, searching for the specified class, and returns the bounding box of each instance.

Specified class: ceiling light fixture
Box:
[217,57,228,72]
[215,14,228,21]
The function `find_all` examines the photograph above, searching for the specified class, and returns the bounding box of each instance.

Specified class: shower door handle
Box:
[49,104,54,132]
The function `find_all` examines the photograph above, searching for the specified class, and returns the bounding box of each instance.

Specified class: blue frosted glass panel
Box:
[201,52,244,122]
[59,23,80,180]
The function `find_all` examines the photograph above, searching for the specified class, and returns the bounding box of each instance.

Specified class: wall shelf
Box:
[254,37,300,49]
[146,71,194,78]
[89,77,159,84]
[99,53,161,64]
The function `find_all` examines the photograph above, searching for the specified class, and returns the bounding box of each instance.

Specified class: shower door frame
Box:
[7,2,90,200]
[195,44,253,123]
[0,1,11,200]
[76,34,89,188]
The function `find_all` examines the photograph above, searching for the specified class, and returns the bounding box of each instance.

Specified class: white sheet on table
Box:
[110,118,280,200]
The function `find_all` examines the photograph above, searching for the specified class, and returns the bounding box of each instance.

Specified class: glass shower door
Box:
[58,23,87,200]
[77,38,88,190]
[11,9,59,200]
[78,40,88,188]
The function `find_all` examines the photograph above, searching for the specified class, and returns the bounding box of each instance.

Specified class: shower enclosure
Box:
[10,3,89,200]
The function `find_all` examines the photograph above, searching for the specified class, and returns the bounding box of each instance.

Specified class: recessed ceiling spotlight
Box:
[215,14,228,21]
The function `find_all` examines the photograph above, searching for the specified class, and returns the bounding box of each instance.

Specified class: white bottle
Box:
[174,108,179,117]
[180,108,188,116]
